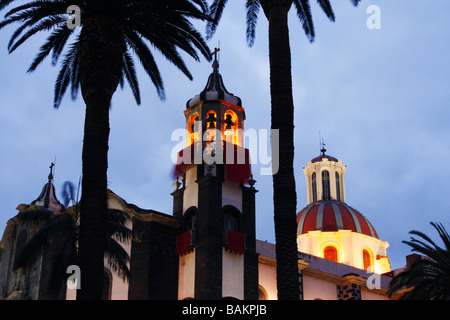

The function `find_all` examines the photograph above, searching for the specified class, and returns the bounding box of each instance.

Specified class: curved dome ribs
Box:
[297,201,378,239]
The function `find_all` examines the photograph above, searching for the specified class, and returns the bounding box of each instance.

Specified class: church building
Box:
[0,56,411,300]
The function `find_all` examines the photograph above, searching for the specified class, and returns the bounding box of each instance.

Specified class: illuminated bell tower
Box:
[172,51,258,300]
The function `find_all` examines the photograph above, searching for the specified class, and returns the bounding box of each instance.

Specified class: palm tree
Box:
[388,222,450,300]
[206,0,360,299]
[13,181,133,299]
[0,0,211,299]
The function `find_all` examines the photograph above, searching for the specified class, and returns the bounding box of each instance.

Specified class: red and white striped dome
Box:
[296,201,379,239]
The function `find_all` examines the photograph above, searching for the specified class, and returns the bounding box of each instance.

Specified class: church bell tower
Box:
[172,50,259,300]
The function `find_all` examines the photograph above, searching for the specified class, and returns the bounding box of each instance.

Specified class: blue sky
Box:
[1,0,450,271]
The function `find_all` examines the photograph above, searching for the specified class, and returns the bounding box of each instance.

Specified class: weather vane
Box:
[319,131,326,155]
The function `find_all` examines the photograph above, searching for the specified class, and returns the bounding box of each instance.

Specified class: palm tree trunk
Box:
[77,98,109,300]
[261,0,300,300]
[77,17,123,300]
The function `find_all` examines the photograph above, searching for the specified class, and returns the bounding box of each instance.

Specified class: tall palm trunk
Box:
[261,0,300,300]
[77,17,123,300]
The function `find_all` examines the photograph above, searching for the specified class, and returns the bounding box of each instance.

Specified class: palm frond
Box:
[0,0,16,11]
[15,209,55,224]
[433,222,450,252]
[245,0,260,47]
[53,36,79,108]
[105,237,131,282]
[27,25,72,73]
[8,16,66,53]
[206,0,228,40]
[348,0,362,6]
[316,0,335,22]
[122,51,141,105]
[124,30,165,100]
[61,181,77,208]
[293,0,315,43]
[189,0,209,14]
[388,222,450,299]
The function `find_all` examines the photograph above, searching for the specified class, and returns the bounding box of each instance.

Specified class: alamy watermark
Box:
[171,125,279,176]
[366,266,382,290]
[367,4,381,30]
[66,5,81,29]
[66,265,81,290]
[63,3,381,31]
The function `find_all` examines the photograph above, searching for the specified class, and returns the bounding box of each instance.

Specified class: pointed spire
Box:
[31,162,64,213]
[186,47,242,108]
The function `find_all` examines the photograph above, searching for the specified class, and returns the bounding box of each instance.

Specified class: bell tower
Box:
[172,52,258,300]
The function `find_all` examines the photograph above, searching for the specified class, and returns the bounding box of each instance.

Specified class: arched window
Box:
[102,268,112,300]
[184,207,197,232]
[311,172,317,203]
[206,111,217,130]
[322,170,330,200]
[188,114,200,145]
[335,172,341,201]
[258,286,268,300]
[223,111,238,144]
[14,230,28,268]
[223,206,240,232]
[204,111,218,145]
[363,249,372,271]
[224,111,237,131]
[323,245,338,262]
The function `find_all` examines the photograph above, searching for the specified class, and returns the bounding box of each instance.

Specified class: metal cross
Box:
[212,47,220,61]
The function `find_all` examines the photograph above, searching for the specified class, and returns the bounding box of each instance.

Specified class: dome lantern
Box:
[303,147,347,205]
[297,149,391,274]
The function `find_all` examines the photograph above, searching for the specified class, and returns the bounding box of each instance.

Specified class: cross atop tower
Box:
[211,47,220,70]
[48,162,55,181]
[212,47,220,61]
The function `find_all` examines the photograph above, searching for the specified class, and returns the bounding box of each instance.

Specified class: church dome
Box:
[310,147,338,163]
[311,154,338,163]
[296,200,379,239]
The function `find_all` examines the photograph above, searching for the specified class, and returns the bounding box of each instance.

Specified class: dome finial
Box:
[320,138,326,155]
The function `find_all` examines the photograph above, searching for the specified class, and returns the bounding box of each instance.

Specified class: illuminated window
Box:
[323,245,338,262]
[223,111,238,144]
[204,111,218,143]
[206,111,217,129]
[363,249,372,271]
[322,170,330,200]
[311,172,317,203]
[258,286,268,300]
[335,172,341,201]
[188,114,200,145]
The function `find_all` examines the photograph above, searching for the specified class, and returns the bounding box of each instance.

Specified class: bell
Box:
[206,113,216,129]
[224,114,234,130]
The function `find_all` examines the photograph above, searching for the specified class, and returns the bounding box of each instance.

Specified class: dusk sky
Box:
[1,0,449,271]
